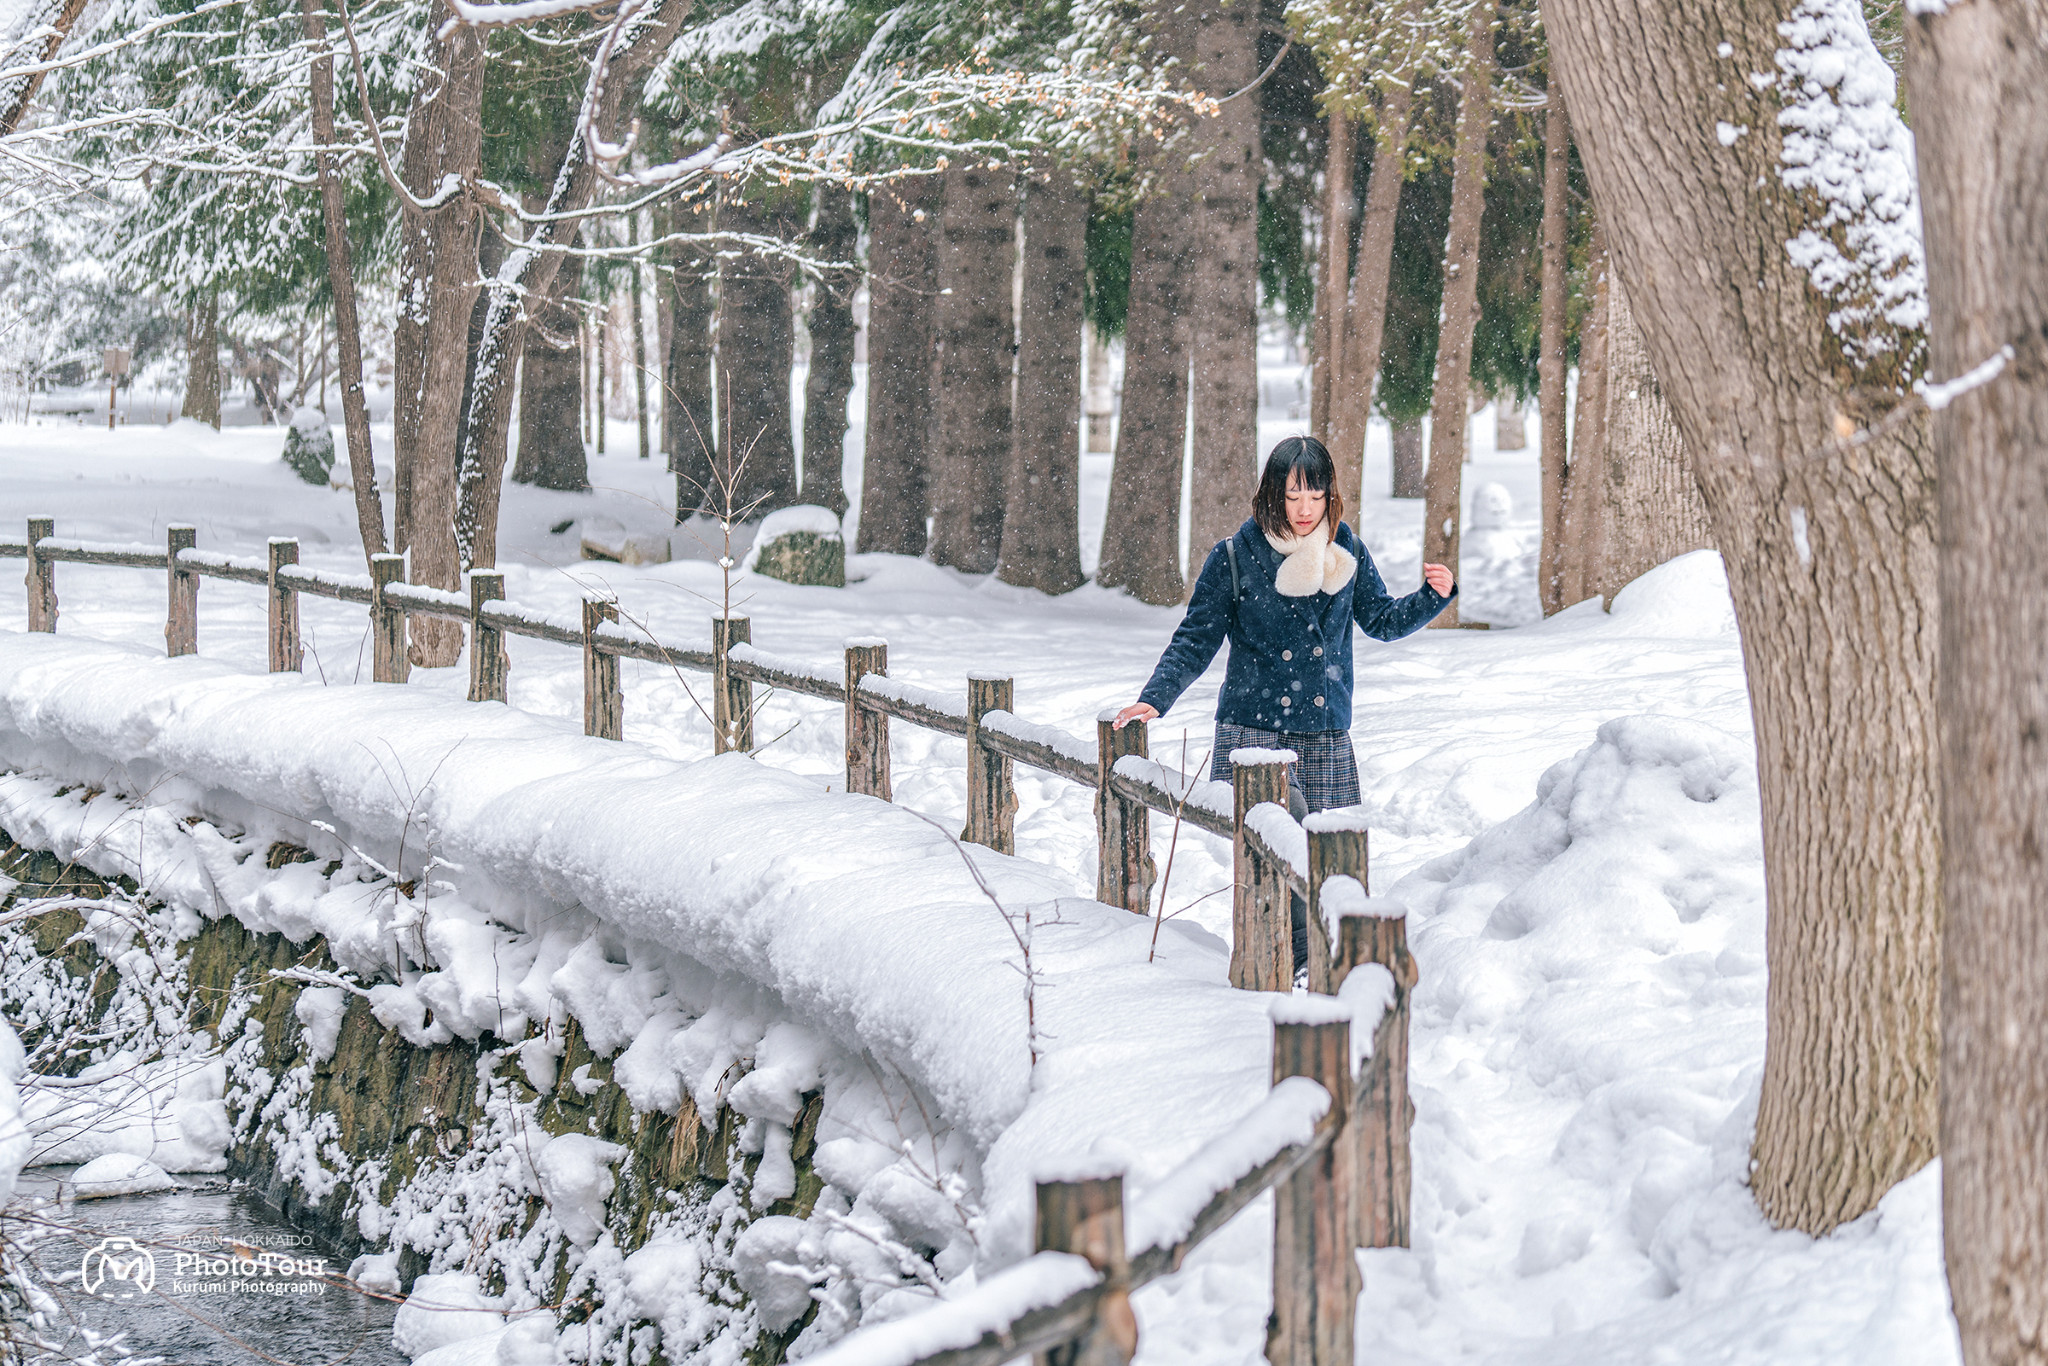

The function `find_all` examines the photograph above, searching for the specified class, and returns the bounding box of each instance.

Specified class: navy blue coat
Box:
[1137,518,1454,731]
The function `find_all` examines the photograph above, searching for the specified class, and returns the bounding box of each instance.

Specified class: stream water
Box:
[15,1168,404,1366]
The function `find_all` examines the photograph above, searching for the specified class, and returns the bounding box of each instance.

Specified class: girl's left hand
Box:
[1423,562,1455,595]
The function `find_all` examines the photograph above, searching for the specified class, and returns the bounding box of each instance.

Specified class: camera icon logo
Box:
[80,1237,155,1299]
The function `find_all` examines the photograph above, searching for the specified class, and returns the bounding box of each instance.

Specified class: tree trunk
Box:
[1557,223,1611,606]
[802,183,858,517]
[717,189,799,515]
[1390,416,1425,498]
[0,0,88,137]
[1591,279,1713,601]
[1420,2,1496,629]
[1185,0,1262,570]
[632,254,651,461]
[1330,81,1417,511]
[858,178,941,554]
[1311,112,1354,443]
[512,250,588,492]
[1536,92,1570,616]
[996,169,1086,594]
[1549,0,1940,1234]
[668,231,716,519]
[1905,9,2048,1364]
[928,161,1015,572]
[390,0,482,666]
[182,293,220,429]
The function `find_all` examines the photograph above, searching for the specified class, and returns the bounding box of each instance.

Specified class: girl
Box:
[1114,435,1456,817]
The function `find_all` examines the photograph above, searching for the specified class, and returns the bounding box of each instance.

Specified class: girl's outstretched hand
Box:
[1114,702,1159,729]
[1423,562,1455,595]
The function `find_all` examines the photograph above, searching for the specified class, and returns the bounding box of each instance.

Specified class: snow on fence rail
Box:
[0,519,1418,1365]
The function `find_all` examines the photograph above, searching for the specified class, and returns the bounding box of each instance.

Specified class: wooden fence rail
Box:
[1,518,1416,1365]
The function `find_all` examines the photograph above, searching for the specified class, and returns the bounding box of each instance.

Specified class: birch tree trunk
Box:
[1904,8,2048,1363]
[857,176,941,555]
[1185,0,1261,569]
[181,293,220,429]
[1548,0,1940,1234]
[802,183,858,517]
[928,162,1015,572]
[996,169,1086,594]
[1420,1,1496,629]
[1536,90,1568,616]
[1330,81,1416,512]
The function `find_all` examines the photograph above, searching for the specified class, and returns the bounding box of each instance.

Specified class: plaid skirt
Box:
[1208,721,1361,813]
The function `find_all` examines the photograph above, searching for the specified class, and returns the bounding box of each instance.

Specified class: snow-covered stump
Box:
[267,538,301,673]
[1303,824,1368,996]
[1267,1008,1356,1366]
[1329,889,1415,1251]
[25,517,54,632]
[844,640,890,798]
[1034,1173,1135,1366]
[1095,715,1151,914]
[166,525,197,657]
[582,599,621,740]
[1231,754,1294,991]
[369,554,408,684]
[468,570,507,703]
[711,615,753,753]
[964,675,1017,854]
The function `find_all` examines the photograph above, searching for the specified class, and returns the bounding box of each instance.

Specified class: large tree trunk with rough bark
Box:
[1184,0,1261,569]
[1420,2,1494,629]
[667,227,717,518]
[996,169,1086,594]
[858,178,940,555]
[1905,9,2048,1364]
[182,294,221,429]
[1549,0,1940,1235]
[1311,113,1353,443]
[927,162,1014,572]
[1588,279,1714,601]
[717,189,799,514]
[512,251,588,491]
[1329,82,1416,511]
[391,4,482,666]
[1536,92,1569,616]
[802,184,858,517]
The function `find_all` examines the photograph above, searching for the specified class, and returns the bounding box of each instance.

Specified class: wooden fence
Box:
[0,520,1415,1366]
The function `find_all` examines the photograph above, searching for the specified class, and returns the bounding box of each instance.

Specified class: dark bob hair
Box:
[1252,436,1344,539]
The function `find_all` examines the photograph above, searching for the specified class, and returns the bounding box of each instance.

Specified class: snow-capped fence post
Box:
[1095,715,1151,913]
[964,674,1017,853]
[583,598,622,740]
[469,570,507,703]
[24,517,54,632]
[1267,1009,1356,1366]
[1304,824,1368,995]
[266,538,301,672]
[1034,1172,1136,1364]
[165,524,197,657]
[1231,755,1294,991]
[369,553,408,683]
[711,615,753,753]
[844,640,890,798]
[1334,900,1415,1249]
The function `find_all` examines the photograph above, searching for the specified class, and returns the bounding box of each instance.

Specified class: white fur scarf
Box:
[1264,520,1357,597]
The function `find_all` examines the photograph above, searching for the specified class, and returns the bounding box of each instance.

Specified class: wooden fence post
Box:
[1305,820,1369,995]
[1035,1173,1135,1366]
[844,639,890,799]
[267,538,301,672]
[583,598,622,739]
[165,524,197,657]
[1334,898,1416,1250]
[711,615,753,753]
[25,517,53,632]
[469,570,507,703]
[1231,754,1293,991]
[1095,715,1151,913]
[1268,1011,1356,1366]
[370,553,408,683]
[964,674,1016,854]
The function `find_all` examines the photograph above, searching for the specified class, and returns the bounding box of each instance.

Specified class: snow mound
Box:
[1606,550,1737,637]
[393,1273,507,1359]
[70,1152,175,1199]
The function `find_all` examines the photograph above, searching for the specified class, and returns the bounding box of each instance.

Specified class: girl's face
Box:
[1285,468,1327,536]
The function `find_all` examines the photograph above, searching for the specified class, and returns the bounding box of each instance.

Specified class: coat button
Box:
[1314,696,1325,707]
[1313,646,1323,657]
[1280,696,1292,708]
[1282,649,1292,661]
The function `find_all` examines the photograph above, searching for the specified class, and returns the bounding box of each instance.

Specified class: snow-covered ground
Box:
[0,369,1961,1365]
